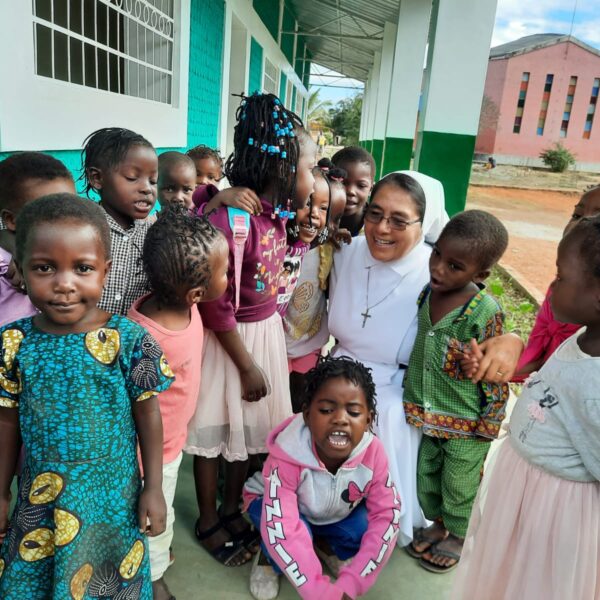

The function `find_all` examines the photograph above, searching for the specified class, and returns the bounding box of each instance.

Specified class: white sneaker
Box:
[249,551,280,600]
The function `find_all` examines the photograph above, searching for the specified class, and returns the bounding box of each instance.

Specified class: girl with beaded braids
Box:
[127,205,229,598]
[185,93,316,567]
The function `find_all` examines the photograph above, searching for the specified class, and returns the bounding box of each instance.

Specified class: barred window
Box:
[263,57,278,95]
[33,0,175,104]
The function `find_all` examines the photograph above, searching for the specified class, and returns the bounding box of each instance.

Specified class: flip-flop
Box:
[405,527,448,559]
[418,544,461,573]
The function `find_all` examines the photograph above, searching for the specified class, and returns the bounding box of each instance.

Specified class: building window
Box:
[263,57,278,95]
[33,0,175,104]
[560,76,577,137]
[536,74,553,135]
[583,77,599,139]
[513,72,530,134]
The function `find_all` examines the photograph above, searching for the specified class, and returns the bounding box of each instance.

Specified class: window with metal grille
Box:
[286,80,293,111]
[32,0,175,104]
[513,72,529,134]
[560,76,577,138]
[536,74,553,135]
[583,77,599,139]
[263,57,278,95]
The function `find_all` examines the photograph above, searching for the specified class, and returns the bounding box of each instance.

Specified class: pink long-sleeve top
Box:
[193,185,288,331]
[243,414,401,600]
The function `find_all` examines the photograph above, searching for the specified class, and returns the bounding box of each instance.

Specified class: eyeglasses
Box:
[364,208,422,231]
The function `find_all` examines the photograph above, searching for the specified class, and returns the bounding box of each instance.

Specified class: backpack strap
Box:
[227,207,251,313]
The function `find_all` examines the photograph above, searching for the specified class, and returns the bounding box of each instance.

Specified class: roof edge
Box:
[490,34,600,60]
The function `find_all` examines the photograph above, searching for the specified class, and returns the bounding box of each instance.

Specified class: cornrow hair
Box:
[80,127,155,197]
[0,152,73,212]
[224,92,305,212]
[142,204,225,306]
[186,144,223,168]
[304,355,377,418]
[15,193,111,264]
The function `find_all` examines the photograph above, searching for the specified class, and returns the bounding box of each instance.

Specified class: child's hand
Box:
[138,486,167,537]
[329,228,352,250]
[216,187,263,215]
[460,340,481,379]
[6,259,25,294]
[240,362,270,402]
[0,492,11,545]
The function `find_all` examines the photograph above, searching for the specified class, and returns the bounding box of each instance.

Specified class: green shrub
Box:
[539,142,576,172]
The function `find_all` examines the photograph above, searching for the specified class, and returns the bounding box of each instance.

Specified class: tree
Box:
[306,89,331,130]
[540,142,576,172]
[328,93,363,145]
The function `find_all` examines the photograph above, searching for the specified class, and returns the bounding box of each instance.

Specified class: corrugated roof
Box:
[490,33,600,60]
[286,0,401,81]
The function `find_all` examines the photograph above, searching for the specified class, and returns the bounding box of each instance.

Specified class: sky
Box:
[310,0,600,105]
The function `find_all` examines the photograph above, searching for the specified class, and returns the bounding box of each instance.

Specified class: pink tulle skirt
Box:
[451,440,600,600]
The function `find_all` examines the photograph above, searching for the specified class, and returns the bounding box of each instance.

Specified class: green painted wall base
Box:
[371,139,384,177]
[415,131,476,215]
[365,140,373,153]
[381,137,413,176]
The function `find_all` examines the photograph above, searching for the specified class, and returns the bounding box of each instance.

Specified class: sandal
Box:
[219,508,261,553]
[419,543,461,573]
[405,527,448,559]
[194,519,250,566]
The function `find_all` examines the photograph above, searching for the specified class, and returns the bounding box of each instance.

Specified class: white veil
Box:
[383,169,449,244]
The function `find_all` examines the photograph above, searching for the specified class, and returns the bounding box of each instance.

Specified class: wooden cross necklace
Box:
[361,266,405,327]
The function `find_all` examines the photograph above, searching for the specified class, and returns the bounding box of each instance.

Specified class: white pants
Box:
[149,452,183,581]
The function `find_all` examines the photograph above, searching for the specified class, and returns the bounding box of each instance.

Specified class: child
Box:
[284,168,347,410]
[128,206,229,600]
[451,216,600,600]
[0,194,172,599]
[403,210,509,572]
[513,185,600,381]
[157,151,197,210]
[243,356,400,600]
[331,147,375,237]
[186,145,223,187]
[81,127,158,315]
[184,93,316,567]
[0,152,76,326]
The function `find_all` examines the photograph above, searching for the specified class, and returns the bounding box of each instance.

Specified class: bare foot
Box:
[410,521,449,554]
[421,533,464,569]
[152,577,175,600]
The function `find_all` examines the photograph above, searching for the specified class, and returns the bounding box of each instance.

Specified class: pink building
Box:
[476,34,600,171]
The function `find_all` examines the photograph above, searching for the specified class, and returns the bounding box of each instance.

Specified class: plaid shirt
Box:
[403,285,510,440]
[98,209,151,315]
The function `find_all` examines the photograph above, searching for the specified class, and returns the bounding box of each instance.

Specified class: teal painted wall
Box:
[291,86,297,111]
[281,6,295,64]
[294,37,306,80]
[0,0,226,188]
[249,37,264,94]
[253,0,278,42]
[279,72,288,103]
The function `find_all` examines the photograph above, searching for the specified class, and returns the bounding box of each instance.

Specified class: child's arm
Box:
[0,407,20,545]
[204,187,263,216]
[132,397,166,536]
[335,442,400,599]
[215,330,269,401]
[260,456,343,599]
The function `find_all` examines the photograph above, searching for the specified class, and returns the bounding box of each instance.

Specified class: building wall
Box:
[475,58,508,154]
[249,37,264,94]
[479,41,600,167]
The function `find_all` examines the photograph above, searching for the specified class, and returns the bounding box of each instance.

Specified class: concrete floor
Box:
[164,454,454,599]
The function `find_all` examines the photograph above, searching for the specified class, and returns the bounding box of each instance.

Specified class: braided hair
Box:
[224,93,305,211]
[142,204,225,306]
[186,145,223,169]
[304,355,377,418]
[80,127,155,197]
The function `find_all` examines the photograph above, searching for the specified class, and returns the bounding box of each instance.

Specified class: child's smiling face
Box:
[192,157,222,186]
[92,145,158,228]
[338,160,373,217]
[295,175,329,244]
[303,376,373,473]
[21,219,111,332]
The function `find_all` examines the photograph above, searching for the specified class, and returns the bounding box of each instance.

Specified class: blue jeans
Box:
[247,497,368,574]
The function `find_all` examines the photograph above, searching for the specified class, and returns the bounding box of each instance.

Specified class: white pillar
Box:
[372,21,397,176]
[365,52,381,152]
[381,0,432,174]
[359,75,372,145]
[414,0,497,214]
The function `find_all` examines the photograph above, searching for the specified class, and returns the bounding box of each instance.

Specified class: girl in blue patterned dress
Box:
[0,193,173,599]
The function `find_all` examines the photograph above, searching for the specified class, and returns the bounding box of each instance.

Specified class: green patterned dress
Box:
[0,315,173,600]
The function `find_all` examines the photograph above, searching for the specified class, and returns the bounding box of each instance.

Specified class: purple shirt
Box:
[0,247,38,327]
[194,186,288,331]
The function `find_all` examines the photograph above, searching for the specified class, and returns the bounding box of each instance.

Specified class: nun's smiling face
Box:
[364,183,423,262]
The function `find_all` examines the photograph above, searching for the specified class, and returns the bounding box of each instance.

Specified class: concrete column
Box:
[365,52,381,156]
[414,0,498,214]
[372,22,397,177]
[381,0,432,175]
[359,75,371,148]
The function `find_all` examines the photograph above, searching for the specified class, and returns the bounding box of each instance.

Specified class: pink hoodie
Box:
[243,414,401,599]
